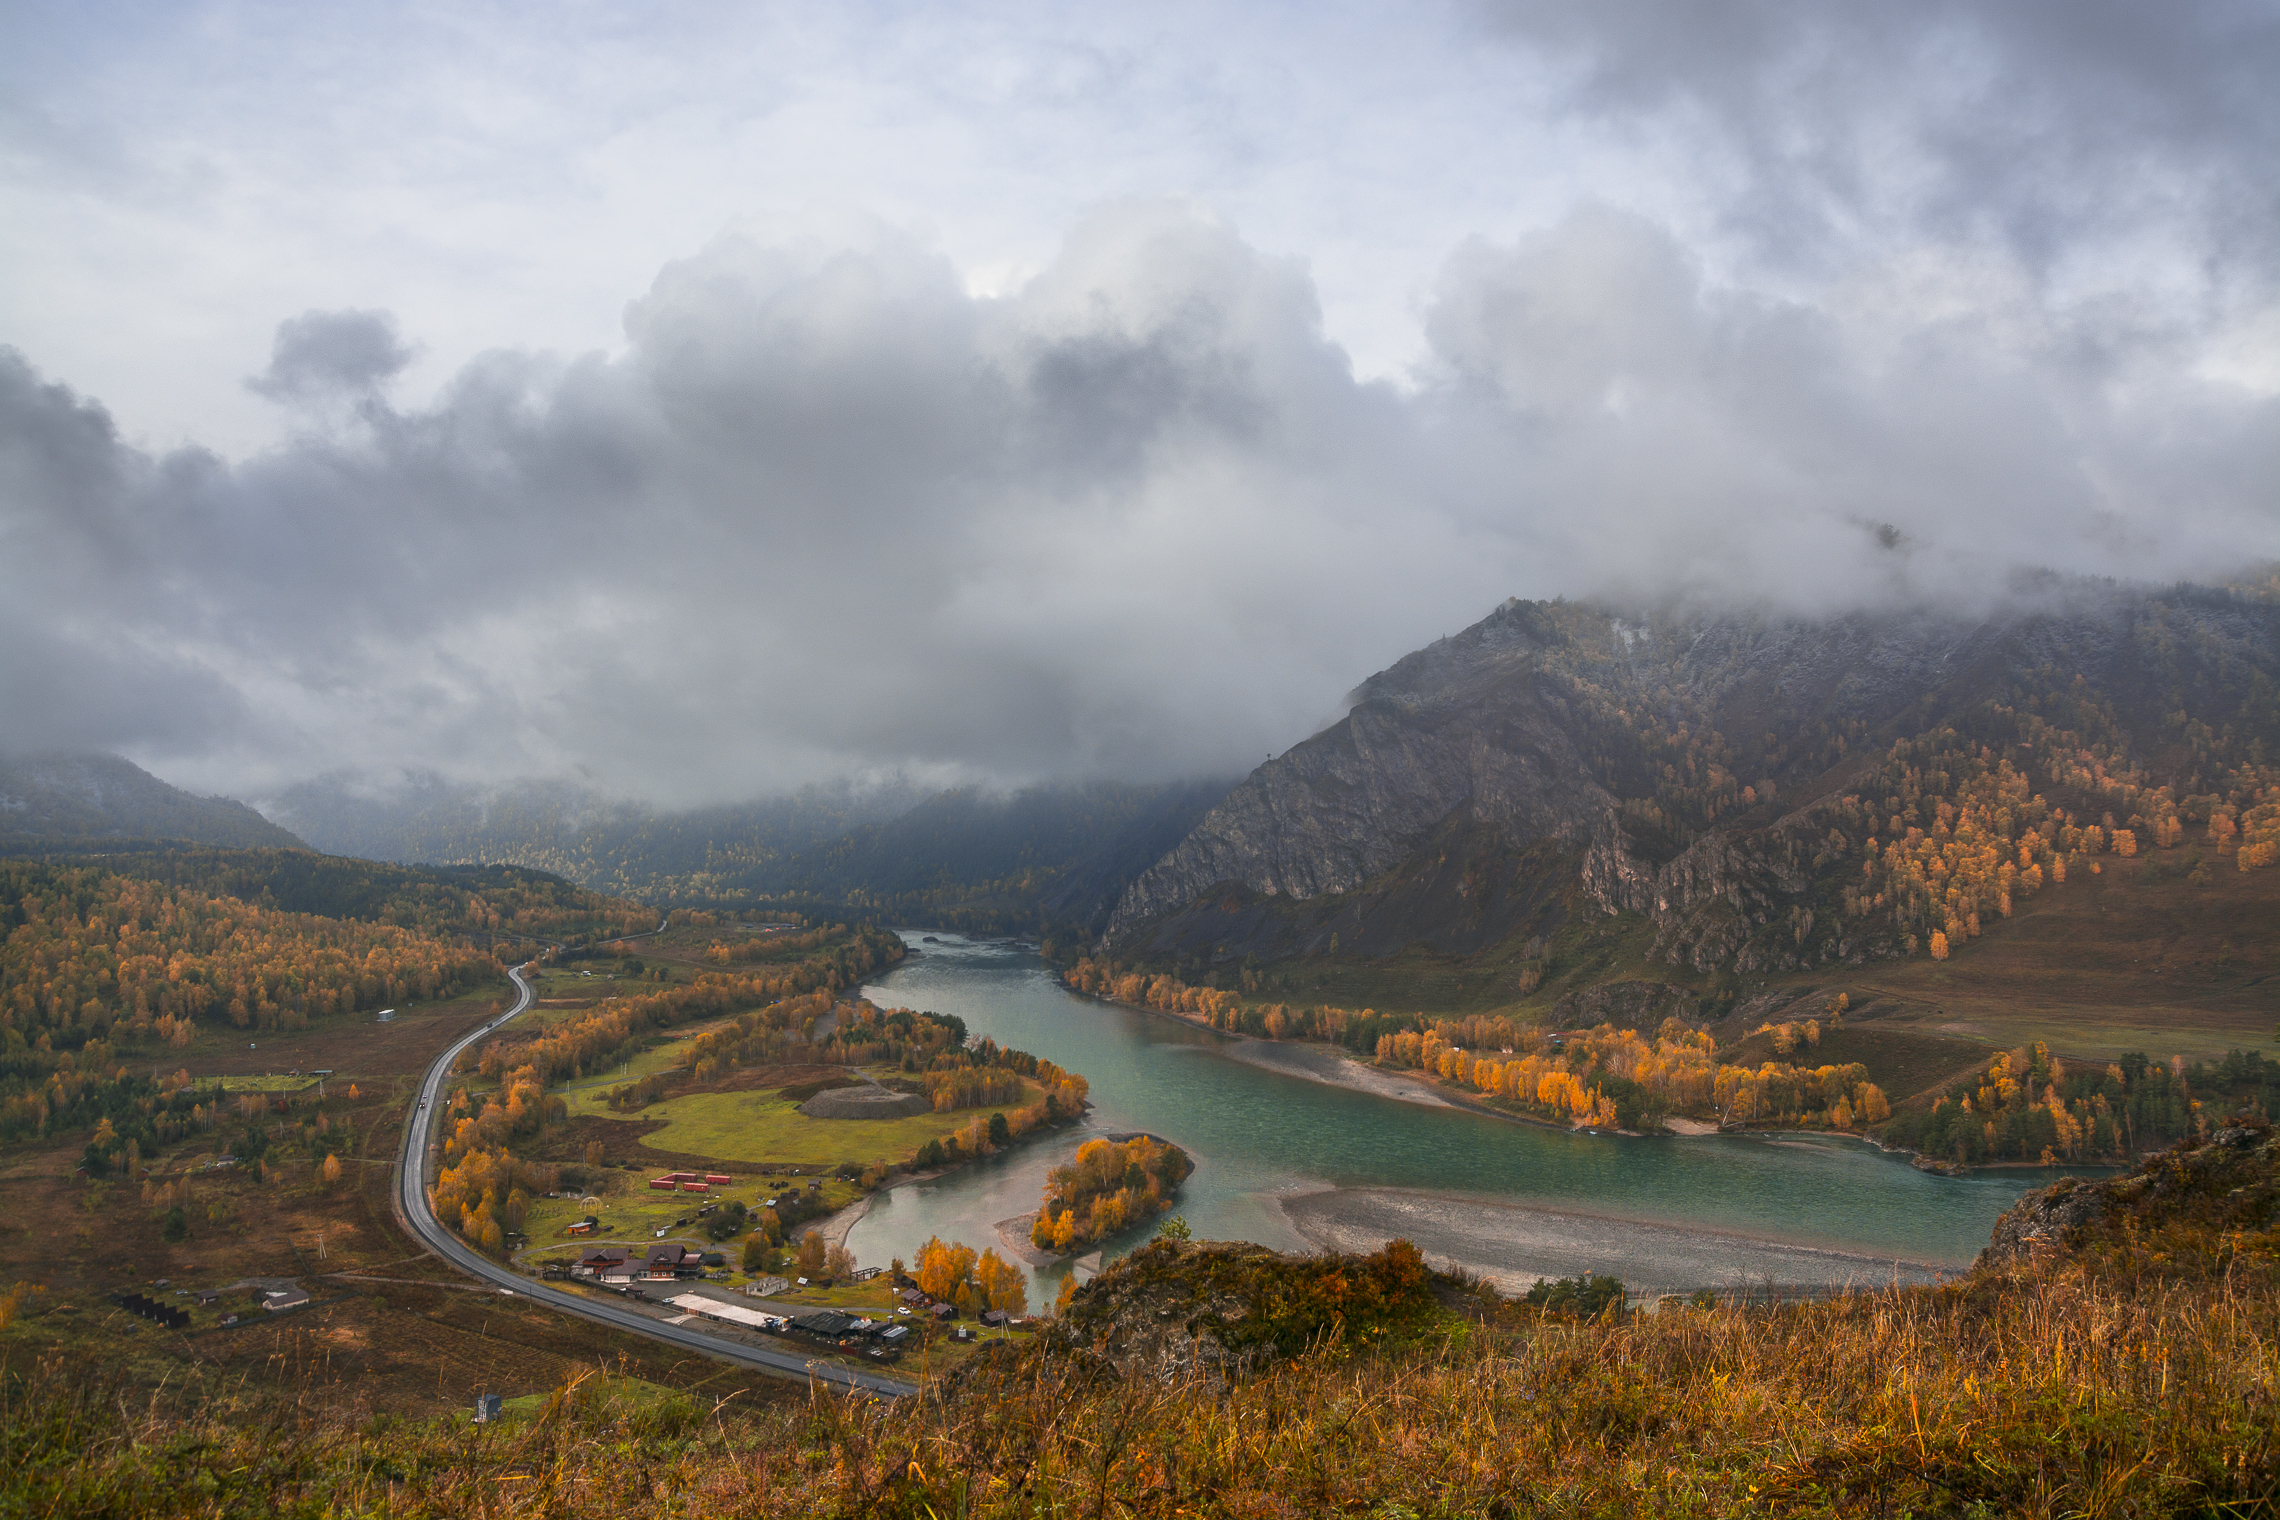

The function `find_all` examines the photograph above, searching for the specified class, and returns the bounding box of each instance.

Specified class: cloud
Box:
[247,309,414,404]
[1473,0,2280,289]
[1418,205,2278,614]
[1,198,2272,806]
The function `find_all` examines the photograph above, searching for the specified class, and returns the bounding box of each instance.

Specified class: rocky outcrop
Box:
[1977,1121,2277,1268]
[1035,1235,1440,1387]
[1546,980,1699,1031]
[1054,1240,1287,1385]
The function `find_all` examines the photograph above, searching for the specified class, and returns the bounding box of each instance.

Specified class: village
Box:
[532,1167,1035,1369]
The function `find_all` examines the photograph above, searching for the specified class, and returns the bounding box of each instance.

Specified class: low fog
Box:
[1,2,2272,807]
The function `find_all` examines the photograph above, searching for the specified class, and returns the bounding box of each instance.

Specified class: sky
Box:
[2,0,2275,807]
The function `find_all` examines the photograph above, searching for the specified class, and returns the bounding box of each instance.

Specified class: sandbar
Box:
[1280,1186,1951,1298]
[1220,1040,1455,1108]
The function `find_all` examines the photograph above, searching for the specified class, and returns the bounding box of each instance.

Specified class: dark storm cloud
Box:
[1476,0,2280,279]
[1,195,2271,805]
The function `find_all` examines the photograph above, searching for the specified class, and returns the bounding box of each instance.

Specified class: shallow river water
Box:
[846,932,2092,1298]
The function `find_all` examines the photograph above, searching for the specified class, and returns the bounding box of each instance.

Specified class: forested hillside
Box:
[23,846,654,944]
[0,752,305,849]
[0,862,502,1050]
[1108,581,2280,999]
[0,845,649,1157]
[267,774,920,902]
[274,774,1231,934]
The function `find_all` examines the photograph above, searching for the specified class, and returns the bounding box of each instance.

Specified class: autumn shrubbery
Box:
[1200,1236,1439,1356]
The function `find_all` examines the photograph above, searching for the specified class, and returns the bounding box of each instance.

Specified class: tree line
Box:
[1,863,499,1062]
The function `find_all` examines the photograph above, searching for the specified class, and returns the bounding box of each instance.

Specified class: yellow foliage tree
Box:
[976,1249,1028,1315]
[915,1235,977,1300]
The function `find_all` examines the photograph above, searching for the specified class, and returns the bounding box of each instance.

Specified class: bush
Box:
[1524,1272,1627,1318]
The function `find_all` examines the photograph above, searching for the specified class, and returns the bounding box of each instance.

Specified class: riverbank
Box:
[1080,986,1743,1139]
[1219,1038,1455,1108]
[1224,1035,1738,1141]
[1279,1186,1953,1297]
[856,934,2068,1294]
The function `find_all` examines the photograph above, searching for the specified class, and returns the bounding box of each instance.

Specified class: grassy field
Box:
[162,979,517,1083]
[518,1167,864,1261]
[1805,850,2279,1065]
[208,1073,325,1093]
[567,1076,1045,1168]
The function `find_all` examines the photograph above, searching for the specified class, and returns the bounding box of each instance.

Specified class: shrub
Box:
[1524,1272,1628,1318]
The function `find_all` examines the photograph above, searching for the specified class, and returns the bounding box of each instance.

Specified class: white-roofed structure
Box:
[668,1293,790,1333]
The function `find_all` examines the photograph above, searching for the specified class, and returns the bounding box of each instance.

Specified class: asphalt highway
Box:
[391,942,917,1397]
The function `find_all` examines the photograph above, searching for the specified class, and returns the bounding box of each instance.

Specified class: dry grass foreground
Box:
[6,1124,2276,1518]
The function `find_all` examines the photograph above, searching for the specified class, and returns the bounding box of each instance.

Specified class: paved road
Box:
[391,947,917,1397]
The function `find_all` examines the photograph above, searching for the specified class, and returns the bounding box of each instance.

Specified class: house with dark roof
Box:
[645,1243,705,1279]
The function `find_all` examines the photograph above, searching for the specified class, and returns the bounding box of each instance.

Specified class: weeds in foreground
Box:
[2,1245,2274,1519]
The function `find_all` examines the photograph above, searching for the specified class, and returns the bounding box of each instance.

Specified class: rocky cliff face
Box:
[1105,584,2278,975]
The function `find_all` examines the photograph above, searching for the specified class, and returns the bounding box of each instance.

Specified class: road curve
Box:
[392,952,917,1397]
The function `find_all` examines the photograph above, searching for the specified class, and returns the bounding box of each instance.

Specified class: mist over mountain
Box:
[267,773,926,902]
[0,751,306,851]
[269,770,1231,933]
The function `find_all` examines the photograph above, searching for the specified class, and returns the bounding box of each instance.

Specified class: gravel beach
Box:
[1221,1039,1455,1107]
[1281,1186,1953,1297]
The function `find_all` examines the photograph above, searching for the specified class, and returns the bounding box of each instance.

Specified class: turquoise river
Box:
[847,932,2096,1299]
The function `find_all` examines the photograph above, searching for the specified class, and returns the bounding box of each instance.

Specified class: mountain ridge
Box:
[1104,582,2280,988]
[0,751,307,850]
